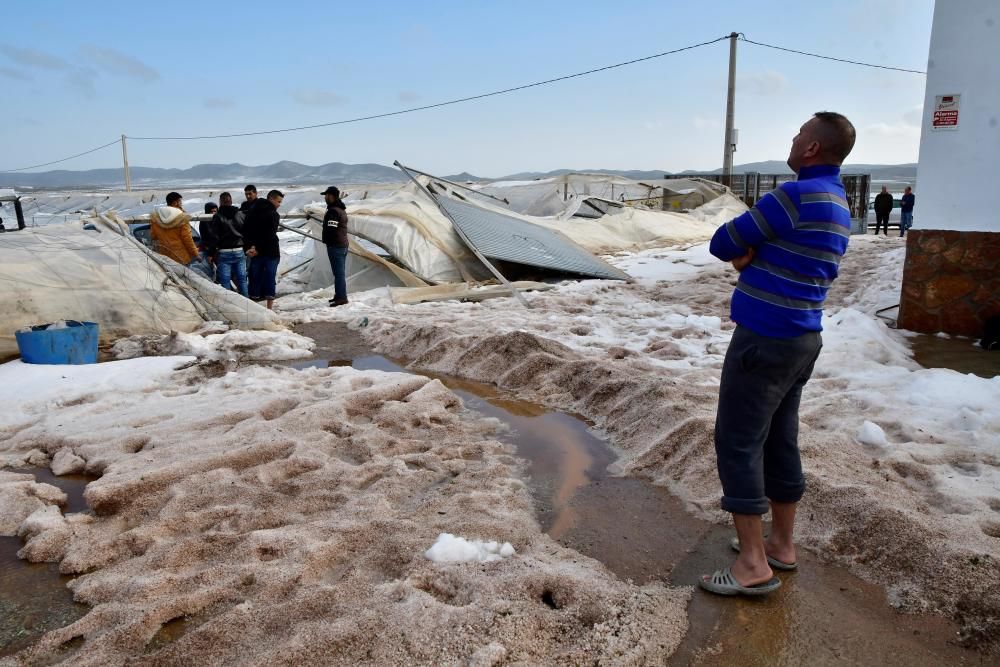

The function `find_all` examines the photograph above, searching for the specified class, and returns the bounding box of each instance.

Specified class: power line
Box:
[739,35,926,74]
[129,36,730,141]
[0,33,925,172]
[1,138,122,173]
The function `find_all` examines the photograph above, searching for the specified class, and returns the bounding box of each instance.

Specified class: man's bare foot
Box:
[729,554,774,587]
[764,537,796,566]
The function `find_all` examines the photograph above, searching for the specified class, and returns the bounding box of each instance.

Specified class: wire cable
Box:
[129,36,730,141]
[1,138,122,173]
[739,35,926,74]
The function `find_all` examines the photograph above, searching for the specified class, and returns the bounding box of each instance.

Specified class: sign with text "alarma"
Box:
[931,94,960,131]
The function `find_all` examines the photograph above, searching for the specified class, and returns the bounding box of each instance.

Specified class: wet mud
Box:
[295,321,984,665]
[0,468,96,657]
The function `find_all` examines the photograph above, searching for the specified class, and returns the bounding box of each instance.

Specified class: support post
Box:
[121,134,132,192]
[722,32,738,187]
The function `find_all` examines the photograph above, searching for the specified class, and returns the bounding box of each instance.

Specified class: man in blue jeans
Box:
[210,192,249,297]
[900,186,915,237]
[320,186,350,307]
[243,189,284,309]
[702,111,855,597]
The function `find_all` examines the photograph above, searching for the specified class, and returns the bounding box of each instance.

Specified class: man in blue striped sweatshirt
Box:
[700,112,856,597]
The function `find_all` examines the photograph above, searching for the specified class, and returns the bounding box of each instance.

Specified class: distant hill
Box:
[503,162,917,182]
[0,160,917,190]
[0,161,404,190]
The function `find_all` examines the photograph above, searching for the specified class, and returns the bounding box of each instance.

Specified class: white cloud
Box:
[204,97,235,109]
[0,45,69,70]
[291,90,349,108]
[902,104,923,126]
[693,115,720,130]
[737,70,788,96]
[66,66,98,98]
[80,45,159,82]
[0,66,31,81]
[865,122,920,138]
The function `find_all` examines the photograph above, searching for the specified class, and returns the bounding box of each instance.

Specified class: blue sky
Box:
[0,0,933,176]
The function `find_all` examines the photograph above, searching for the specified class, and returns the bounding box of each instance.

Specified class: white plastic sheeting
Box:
[285,218,429,293]
[304,191,492,284]
[17,185,405,227]
[0,215,280,358]
[287,177,747,288]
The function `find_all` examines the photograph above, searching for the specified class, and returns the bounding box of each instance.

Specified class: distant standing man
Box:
[321,186,350,307]
[240,184,258,213]
[243,189,284,309]
[200,202,219,279]
[701,111,856,597]
[210,192,249,297]
[900,186,915,237]
[873,186,893,236]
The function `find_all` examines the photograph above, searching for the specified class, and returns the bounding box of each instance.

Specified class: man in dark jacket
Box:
[243,189,284,309]
[210,192,249,297]
[900,186,915,237]
[199,202,219,280]
[872,186,894,235]
[240,184,258,213]
[320,186,350,306]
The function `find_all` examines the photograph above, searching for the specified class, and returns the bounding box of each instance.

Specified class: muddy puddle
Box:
[911,333,999,379]
[0,468,96,657]
[294,321,984,665]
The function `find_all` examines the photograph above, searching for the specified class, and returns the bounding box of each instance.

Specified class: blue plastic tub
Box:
[15,321,99,365]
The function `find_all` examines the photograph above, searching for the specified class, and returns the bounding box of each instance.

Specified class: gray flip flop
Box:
[699,567,781,596]
[730,537,798,571]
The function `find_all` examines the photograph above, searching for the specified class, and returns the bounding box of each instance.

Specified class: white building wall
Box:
[915,0,1000,232]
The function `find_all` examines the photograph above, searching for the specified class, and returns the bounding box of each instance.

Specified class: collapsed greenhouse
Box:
[0,166,747,357]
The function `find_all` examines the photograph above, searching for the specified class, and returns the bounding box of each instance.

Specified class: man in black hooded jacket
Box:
[873,186,894,235]
[210,192,249,297]
[243,189,284,309]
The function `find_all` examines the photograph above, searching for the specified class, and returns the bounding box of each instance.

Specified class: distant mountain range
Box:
[0,160,917,190]
[495,161,917,182]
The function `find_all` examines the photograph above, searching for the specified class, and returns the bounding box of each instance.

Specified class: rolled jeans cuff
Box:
[764,474,805,504]
[720,494,770,515]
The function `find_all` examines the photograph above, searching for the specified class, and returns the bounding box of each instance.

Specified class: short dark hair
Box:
[166,192,182,205]
[219,191,232,203]
[267,189,284,200]
[204,202,218,214]
[812,111,856,164]
[244,184,257,193]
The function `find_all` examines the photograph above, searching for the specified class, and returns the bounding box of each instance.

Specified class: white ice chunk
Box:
[424,533,516,563]
[856,420,888,448]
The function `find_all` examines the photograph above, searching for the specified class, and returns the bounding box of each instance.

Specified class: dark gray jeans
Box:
[715,325,822,515]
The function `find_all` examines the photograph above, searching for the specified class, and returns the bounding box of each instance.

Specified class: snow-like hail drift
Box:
[277,235,1000,650]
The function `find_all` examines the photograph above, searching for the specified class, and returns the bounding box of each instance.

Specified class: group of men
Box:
[872,184,916,236]
[148,184,350,309]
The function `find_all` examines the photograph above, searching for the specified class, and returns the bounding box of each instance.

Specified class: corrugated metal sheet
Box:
[433,195,629,281]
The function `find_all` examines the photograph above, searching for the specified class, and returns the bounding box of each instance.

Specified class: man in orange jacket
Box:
[150,192,210,278]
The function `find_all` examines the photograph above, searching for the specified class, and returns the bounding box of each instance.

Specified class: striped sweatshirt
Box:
[709,164,851,338]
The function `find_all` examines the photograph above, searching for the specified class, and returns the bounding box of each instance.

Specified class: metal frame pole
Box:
[121,134,132,192]
[722,32,738,187]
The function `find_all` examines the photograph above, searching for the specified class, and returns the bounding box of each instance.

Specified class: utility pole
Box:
[121,134,132,192]
[722,32,738,188]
